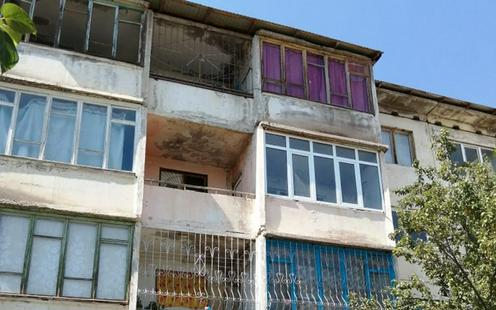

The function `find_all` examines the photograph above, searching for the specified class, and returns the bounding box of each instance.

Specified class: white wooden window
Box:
[265,132,384,210]
[0,86,138,172]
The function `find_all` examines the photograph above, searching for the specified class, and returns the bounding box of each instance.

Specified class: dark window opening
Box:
[159,168,208,192]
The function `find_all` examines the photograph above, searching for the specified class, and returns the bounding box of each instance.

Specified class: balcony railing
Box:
[144,179,255,199]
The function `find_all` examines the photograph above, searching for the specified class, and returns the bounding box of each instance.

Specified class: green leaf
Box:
[1,3,36,35]
[0,22,22,45]
[0,30,19,73]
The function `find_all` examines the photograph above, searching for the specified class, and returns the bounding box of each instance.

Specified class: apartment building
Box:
[0,1,494,310]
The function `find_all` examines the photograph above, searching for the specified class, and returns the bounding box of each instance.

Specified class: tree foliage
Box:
[351,129,496,310]
[0,3,36,73]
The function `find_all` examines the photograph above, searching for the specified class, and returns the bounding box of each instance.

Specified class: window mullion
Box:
[54,0,66,47]
[302,50,308,99]
[5,91,20,155]
[123,225,134,300]
[84,0,93,52]
[91,224,102,299]
[354,151,364,208]
[39,96,52,160]
[20,215,36,294]
[287,141,294,199]
[344,60,352,108]
[461,144,467,162]
[390,129,398,164]
[24,0,36,42]
[56,219,70,296]
[72,101,83,165]
[102,105,112,169]
[324,56,331,105]
[281,45,286,95]
[112,6,119,58]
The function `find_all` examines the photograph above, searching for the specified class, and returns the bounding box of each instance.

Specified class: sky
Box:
[192,0,496,108]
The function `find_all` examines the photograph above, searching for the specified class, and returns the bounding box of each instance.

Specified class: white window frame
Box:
[453,141,495,164]
[264,131,384,211]
[0,84,139,172]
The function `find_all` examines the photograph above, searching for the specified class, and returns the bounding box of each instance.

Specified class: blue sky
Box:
[192,0,496,108]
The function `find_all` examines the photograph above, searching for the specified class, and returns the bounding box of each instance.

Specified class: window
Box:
[0,212,132,300]
[0,86,137,172]
[159,168,208,192]
[267,239,395,309]
[450,142,496,171]
[151,18,252,94]
[262,41,373,113]
[381,128,414,166]
[265,132,384,210]
[5,0,144,64]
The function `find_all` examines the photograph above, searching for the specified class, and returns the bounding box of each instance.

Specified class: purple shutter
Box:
[285,48,304,98]
[350,75,369,112]
[307,53,326,103]
[328,60,348,107]
[262,43,282,94]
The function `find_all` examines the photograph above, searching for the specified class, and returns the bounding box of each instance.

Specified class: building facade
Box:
[0,1,494,310]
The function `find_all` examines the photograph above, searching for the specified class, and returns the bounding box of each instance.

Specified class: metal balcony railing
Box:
[144,179,255,199]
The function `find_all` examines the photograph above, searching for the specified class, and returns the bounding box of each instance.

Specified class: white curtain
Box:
[63,223,97,298]
[0,105,13,154]
[78,104,107,167]
[108,123,125,170]
[0,215,30,294]
[96,243,128,300]
[45,100,77,163]
[13,94,47,158]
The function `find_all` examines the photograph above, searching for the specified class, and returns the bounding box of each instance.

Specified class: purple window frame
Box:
[306,53,327,103]
[262,42,283,94]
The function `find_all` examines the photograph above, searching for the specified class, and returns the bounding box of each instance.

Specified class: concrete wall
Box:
[142,185,256,238]
[0,297,127,310]
[6,43,144,102]
[0,156,140,219]
[148,79,257,133]
[265,196,394,250]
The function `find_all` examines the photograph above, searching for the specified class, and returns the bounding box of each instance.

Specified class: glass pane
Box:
[78,104,107,167]
[13,94,47,158]
[339,162,357,204]
[350,75,369,112]
[0,215,30,274]
[265,133,286,147]
[101,225,129,241]
[59,0,89,52]
[34,218,64,237]
[358,150,377,163]
[266,148,288,196]
[63,279,92,298]
[0,274,22,293]
[112,108,136,122]
[307,53,326,103]
[284,48,304,98]
[313,142,332,156]
[96,243,128,300]
[329,60,348,107]
[88,3,115,58]
[27,237,61,295]
[394,132,413,166]
[64,223,97,279]
[464,147,479,163]
[292,154,310,197]
[289,137,309,151]
[450,143,464,165]
[0,89,15,103]
[360,164,382,210]
[108,123,135,171]
[0,105,13,154]
[381,130,394,164]
[481,149,496,171]
[314,157,336,203]
[116,10,141,63]
[45,99,77,163]
[31,0,60,46]
[336,146,355,159]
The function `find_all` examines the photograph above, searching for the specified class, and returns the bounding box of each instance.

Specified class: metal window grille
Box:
[267,239,395,310]
[139,228,256,309]
[151,18,252,94]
